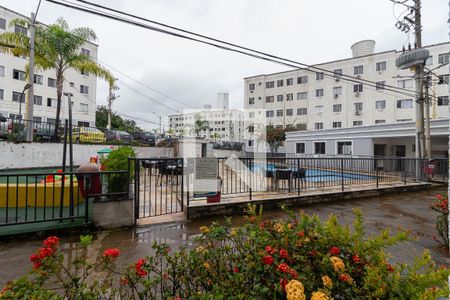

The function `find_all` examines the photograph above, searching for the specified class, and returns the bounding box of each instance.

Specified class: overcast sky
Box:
[2,0,449,129]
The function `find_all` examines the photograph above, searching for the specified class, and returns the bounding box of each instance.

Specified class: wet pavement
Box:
[0,186,448,286]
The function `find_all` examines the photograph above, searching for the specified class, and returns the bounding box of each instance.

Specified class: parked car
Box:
[106,130,133,144]
[34,123,61,142]
[131,131,155,146]
[67,127,106,144]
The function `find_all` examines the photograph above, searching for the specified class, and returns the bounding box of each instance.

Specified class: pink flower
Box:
[437,194,443,200]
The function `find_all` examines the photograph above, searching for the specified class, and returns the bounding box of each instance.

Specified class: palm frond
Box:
[55,18,69,31]
[8,18,30,29]
[0,31,29,55]
[72,27,97,42]
[69,58,115,87]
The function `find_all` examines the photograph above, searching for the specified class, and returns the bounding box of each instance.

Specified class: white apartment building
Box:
[0,6,98,126]
[244,40,450,132]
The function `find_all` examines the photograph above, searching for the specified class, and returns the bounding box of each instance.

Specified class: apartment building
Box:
[0,6,98,126]
[244,40,450,132]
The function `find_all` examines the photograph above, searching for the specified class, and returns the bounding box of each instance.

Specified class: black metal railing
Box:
[0,170,129,227]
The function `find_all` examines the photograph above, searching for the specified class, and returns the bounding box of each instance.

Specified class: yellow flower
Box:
[273,222,284,233]
[203,262,211,269]
[287,290,306,300]
[330,256,345,272]
[321,275,333,288]
[310,291,331,300]
[303,237,310,243]
[195,246,205,253]
[199,226,209,234]
[285,279,304,294]
[287,223,293,229]
[230,228,237,236]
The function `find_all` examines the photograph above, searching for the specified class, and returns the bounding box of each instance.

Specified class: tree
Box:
[212,132,221,142]
[193,114,210,137]
[95,105,142,132]
[265,125,296,153]
[0,18,114,140]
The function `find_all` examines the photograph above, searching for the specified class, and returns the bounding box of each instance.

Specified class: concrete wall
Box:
[0,142,173,169]
[92,199,134,229]
[212,149,244,158]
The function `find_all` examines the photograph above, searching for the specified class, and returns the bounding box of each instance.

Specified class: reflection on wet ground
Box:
[0,186,448,286]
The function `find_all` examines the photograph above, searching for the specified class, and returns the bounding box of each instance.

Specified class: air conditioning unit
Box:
[335,77,340,82]
[355,110,362,115]
[355,91,360,97]
[334,94,339,99]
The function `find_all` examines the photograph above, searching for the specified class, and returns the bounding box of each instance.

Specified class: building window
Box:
[9,114,22,120]
[333,69,342,77]
[286,78,293,85]
[248,140,254,147]
[276,110,283,117]
[0,65,4,77]
[297,92,307,100]
[78,121,90,127]
[376,81,385,90]
[315,105,323,114]
[13,69,26,81]
[33,95,42,106]
[266,110,274,117]
[81,48,90,56]
[375,100,386,109]
[80,103,88,112]
[333,104,342,112]
[47,118,56,125]
[376,61,387,71]
[354,102,363,111]
[12,91,25,103]
[80,85,89,94]
[249,83,255,90]
[286,109,293,116]
[437,96,449,106]
[0,18,6,30]
[397,79,413,89]
[48,78,56,87]
[354,65,363,75]
[14,25,27,35]
[333,86,342,96]
[266,81,275,88]
[297,76,308,84]
[314,142,326,154]
[296,143,305,154]
[332,121,342,129]
[315,123,323,131]
[397,119,413,122]
[316,72,324,80]
[265,96,274,103]
[248,97,255,104]
[297,108,307,115]
[33,117,42,124]
[286,93,293,101]
[426,56,433,65]
[353,121,363,126]
[438,75,449,85]
[315,89,324,97]
[353,84,363,93]
[277,95,283,102]
[296,123,307,131]
[438,53,450,65]
[34,74,43,85]
[375,119,386,124]
[0,89,4,100]
[337,141,352,155]
[277,79,283,87]
[248,125,254,133]
[397,99,413,108]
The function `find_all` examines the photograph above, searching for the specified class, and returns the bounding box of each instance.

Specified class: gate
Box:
[133,158,184,220]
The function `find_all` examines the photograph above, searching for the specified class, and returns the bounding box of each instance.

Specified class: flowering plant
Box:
[430,193,449,249]
[1,206,449,299]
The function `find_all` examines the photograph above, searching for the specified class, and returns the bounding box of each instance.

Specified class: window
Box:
[277,80,283,87]
[354,102,363,111]
[266,81,275,88]
[297,92,307,100]
[0,18,5,30]
[333,104,342,112]
[286,93,293,101]
[315,105,323,114]
[286,78,294,85]
[333,86,342,95]
[34,74,43,85]
[276,110,283,117]
[438,96,449,106]
[353,121,363,126]
[354,65,363,75]
[48,78,56,87]
[248,125,254,133]
[375,100,386,109]
[249,83,255,90]
[13,69,26,81]
[47,98,59,108]
[397,99,413,108]
[12,91,25,102]
[297,108,307,115]
[14,25,27,35]
[333,69,342,77]
[333,122,342,128]
[248,112,255,118]
[438,75,449,85]
[296,123,307,130]
[315,89,324,97]
[376,81,385,90]
[33,95,42,106]
[78,121,90,127]
[314,142,325,154]
[33,117,42,124]
[80,85,89,94]
[9,114,22,120]
[277,95,284,102]
[266,110,274,117]
[426,56,433,66]
[0,65,4,77]
[337,141,352,155]
[0,89,3,100]
[248,140,254,147]
[81,48,90,56]
[353,84,363,93]
[47,118,56,125]
[80,103,88,112]
[297,76,308,84]
[397,79,413,89]
[265,96,274,103]
[315,123,323,130]
[376,61,387,71]
[438,53,450,65]
[296,143,305,154]
[286,109,293,116]
[248,97,255,104]
[316,72,324,80]
[375,119,386,124]
[397,119,413,122]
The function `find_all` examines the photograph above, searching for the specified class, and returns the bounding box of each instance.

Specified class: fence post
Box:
[375,158,379,188]
[297,158,300,196]
[84,184,89,223]
[341,158,344,191]
[404,159,407,185]
[134,159,139,224]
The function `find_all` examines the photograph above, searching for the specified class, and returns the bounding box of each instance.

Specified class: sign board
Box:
[193,157,219,198]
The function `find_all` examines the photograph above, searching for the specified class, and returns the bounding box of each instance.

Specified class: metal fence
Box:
[0,170,128,227]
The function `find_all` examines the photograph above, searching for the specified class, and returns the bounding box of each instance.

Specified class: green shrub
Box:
[100,146,135,195]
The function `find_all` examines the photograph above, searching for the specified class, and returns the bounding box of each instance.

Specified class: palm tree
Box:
[0,18,114,140]
[194,115,210,137]
[212,132,220,142]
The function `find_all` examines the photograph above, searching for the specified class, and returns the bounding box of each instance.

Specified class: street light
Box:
[18,83,32,119]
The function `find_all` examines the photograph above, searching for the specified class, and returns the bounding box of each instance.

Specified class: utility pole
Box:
[24,12,36,142]
[63,92,74,217]
[424,74,431,159]
[107,82,119,130]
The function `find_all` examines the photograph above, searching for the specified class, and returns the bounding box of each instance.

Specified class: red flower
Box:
[280,278,288,290]
[233,267,239,273]
[289,269,298,278]
[30,253,40,263]
[103,248,120,259]
[308,250,318,257]
[386,264,394,272]
[277,263,289,273]
[265,246,273,253]
[352,254,361,263]
[339,273,351,283]
[32,261,42,269]
[297,231,305,238]
[135,258,148,277]
[329,246,340,255]
[174,297,181,300]
[279,249,289,259]
[262,255,274,265]
[38,247,54,259]
[259,222,266,229]
[43,236,59,249]
[437,194,443,200]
